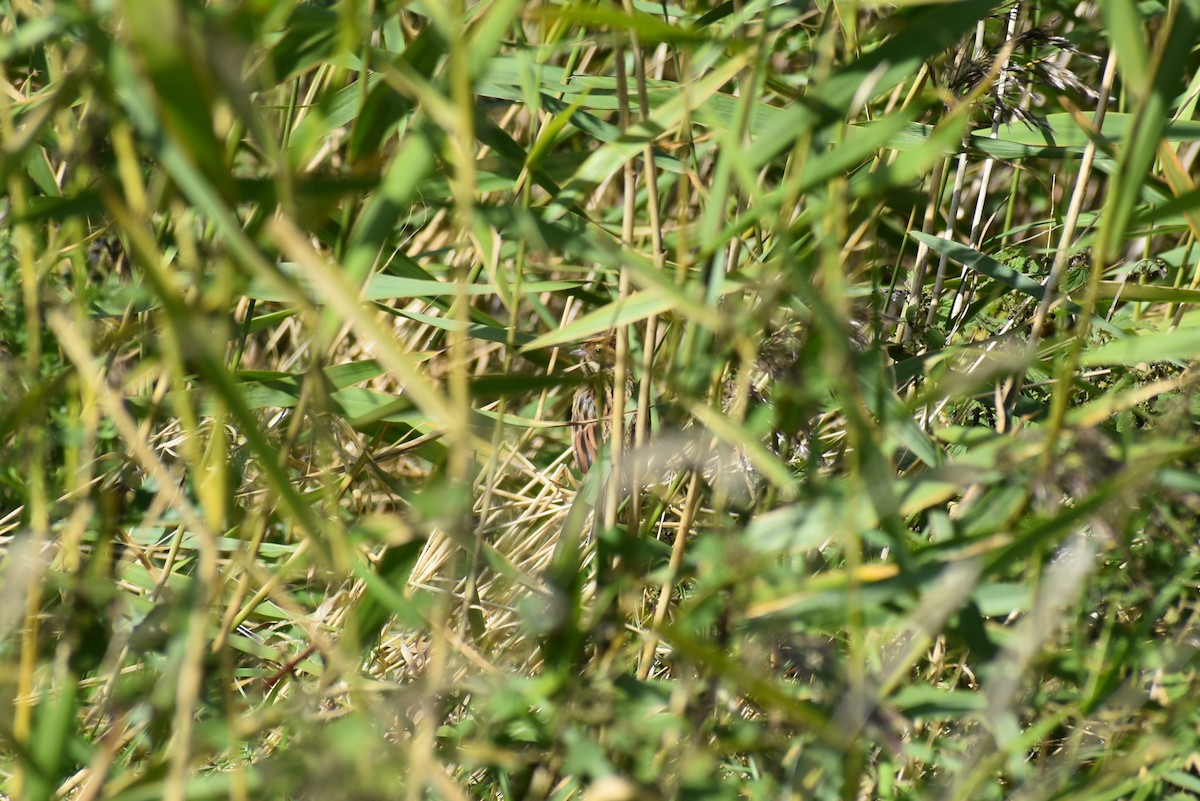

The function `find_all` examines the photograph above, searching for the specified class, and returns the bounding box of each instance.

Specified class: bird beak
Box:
[570,348,587,359]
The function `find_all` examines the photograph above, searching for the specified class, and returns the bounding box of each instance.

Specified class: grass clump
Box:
[2,1,1200,799]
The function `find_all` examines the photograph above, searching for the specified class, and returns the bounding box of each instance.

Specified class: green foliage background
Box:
[2,0,1200,799]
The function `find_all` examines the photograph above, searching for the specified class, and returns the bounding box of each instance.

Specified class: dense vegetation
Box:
[3,0,1200,798]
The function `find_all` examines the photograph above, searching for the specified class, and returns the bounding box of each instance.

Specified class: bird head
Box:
[570,335,617,375]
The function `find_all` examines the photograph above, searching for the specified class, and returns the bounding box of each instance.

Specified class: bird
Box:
[569,334,641,473]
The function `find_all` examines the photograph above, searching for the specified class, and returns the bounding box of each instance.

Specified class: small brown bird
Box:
[569,334,639,473]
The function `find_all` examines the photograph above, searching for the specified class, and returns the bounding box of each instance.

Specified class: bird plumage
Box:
[569,335,640,473]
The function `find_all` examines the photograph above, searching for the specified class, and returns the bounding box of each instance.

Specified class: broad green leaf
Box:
[978,113,1200,151]
[0,13,65,61]
[267,4,341,80]
[245,267,581,303]
[351,537,430,646]
[387,308,536,347]
[749,0,994,167]
[1088,281,1200,303]
[1099,0,1150,94]
[1098,1,1199,262]
[912,232,1126,338]
[347,24,441,161]
[121,0,230,196]
[521,291,682,351]
[553,53,749,207]
[540,4,708,44]
[1081,325,1200,365]
[891,685,988,717]
[343,124,441,281]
